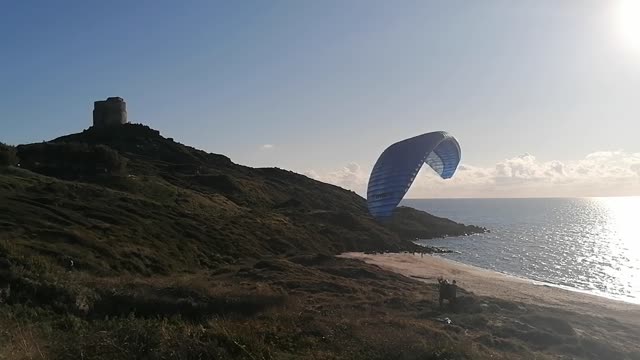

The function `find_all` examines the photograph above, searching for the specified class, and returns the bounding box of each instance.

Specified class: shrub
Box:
[0,142,18,167]
[16,142,127,177]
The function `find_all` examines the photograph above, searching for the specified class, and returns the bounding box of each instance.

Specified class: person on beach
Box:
[438,277,457,307]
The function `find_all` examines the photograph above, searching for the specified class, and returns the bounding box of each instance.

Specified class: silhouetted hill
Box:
[3,124,483,275]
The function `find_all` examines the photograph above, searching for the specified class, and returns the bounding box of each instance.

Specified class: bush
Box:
[0,143,18,167]
[16,142,127,177]
[94,144,128,175]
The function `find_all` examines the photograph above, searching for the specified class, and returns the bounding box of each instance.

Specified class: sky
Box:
[2,0,640,198]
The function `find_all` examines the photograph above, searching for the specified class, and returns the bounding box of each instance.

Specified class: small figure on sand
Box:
[437,277,457,307]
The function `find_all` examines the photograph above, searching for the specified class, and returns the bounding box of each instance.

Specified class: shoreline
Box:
[340,252,640,327]
[433,253,640,306]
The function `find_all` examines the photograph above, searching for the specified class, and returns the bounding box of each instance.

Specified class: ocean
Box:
[404,197,640,304]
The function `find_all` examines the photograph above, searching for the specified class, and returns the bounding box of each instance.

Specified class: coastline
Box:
[340,252,640,328]
[422,251,640,306]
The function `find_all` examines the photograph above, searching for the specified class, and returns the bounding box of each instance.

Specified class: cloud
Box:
[261,144,274,150]
[304,150,640,198]
[304,162,368,195]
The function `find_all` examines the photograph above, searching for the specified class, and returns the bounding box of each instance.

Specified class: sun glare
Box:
[616,0,640,53]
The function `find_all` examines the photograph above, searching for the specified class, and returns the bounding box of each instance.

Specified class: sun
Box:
[616,0,640,53]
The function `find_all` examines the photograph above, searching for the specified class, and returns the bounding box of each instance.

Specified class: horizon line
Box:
[402,195,640,200]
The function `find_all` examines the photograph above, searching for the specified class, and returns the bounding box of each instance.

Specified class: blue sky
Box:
[2,0,640,197]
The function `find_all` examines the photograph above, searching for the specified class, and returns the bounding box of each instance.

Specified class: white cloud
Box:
[304,150,640,198]
[305,162,369,194]
[261,144,274,150]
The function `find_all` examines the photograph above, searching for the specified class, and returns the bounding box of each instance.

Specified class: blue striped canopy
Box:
[367,131,461,219]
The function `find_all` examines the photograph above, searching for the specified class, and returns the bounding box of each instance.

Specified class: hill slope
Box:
[4,125,634,360]
[2,124,483,276]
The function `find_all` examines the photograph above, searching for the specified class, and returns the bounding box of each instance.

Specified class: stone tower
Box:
[93,97,127,127]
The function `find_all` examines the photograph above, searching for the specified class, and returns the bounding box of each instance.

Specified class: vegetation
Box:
[2,249,637,359]
[387,207,485,240]
[0,143,18,167]
[16,142,127,178]
[5,125,631,359]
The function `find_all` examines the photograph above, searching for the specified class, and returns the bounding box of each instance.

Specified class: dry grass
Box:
[2,238,639,359]
[0,312,47,360]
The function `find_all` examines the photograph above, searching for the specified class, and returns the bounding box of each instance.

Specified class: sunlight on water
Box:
[591,197,640,300]
[406,197,640,303]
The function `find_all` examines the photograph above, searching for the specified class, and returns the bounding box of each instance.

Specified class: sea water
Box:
[405,197,640,304]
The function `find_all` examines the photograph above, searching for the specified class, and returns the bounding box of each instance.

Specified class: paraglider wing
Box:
[366,131,461,219]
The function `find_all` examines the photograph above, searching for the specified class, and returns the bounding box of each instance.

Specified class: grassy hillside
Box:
[0,124,503,359]
[2,248,635,360]
[2,124,483,277]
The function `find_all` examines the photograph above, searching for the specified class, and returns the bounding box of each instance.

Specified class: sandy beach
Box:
[340,252,640,328]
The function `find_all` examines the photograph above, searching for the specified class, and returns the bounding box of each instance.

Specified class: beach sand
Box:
[340,252,640,328]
